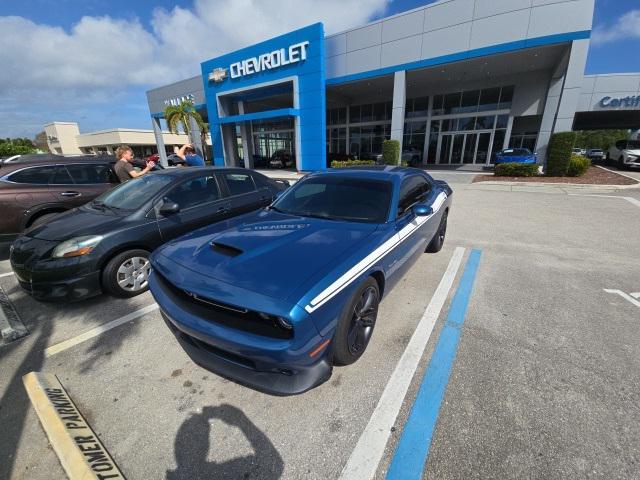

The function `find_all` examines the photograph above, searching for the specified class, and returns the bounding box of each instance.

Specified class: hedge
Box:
[566,154,591,177]
[382,139,400,165]
[330,159,376,168]
[546,131,576,176]
[494,162,539,177]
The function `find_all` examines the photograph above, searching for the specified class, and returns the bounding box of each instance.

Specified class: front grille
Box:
[155,271,293,340]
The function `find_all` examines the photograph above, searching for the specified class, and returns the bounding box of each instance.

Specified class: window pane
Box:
[361,104,374,123]
[374,102,386,121]
[52,166,74,185]
[9,166,55,184]
[443,93,461,114]
[65,164,113,184]
[385,101,393,120]
[457,116,475,131]
[432,95,444,115]
[495,115,509,129]
[460,90,480,113]
[413,97,429,117]
[475,115,495,130]
[478,87,500,111]
[223,173,255,196]
[491,130,506,162]
[337,107,346,124]
[166,175,221,209]
[349,105,360,124]
[499,85,514,109]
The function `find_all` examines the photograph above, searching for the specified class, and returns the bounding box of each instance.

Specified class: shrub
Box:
[546,131,576,176]
[566,154,591,177]
[330,159,376,168]
[494,163,539,177]
[382,140,400,165]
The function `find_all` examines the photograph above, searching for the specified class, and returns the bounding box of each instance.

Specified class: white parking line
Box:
[568,193,640,208]
[0,272,14,278]
[339,246,465,480]
[44,304,159,357]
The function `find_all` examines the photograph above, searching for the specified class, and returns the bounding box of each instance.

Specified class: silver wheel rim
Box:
[116,256,150,292]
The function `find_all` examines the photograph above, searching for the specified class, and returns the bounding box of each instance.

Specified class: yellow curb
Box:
[22,372,125,480]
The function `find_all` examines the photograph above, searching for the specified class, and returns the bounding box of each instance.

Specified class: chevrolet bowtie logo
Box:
[209,67,228,83]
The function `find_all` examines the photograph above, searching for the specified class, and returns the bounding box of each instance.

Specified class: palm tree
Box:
[164,99,209,161]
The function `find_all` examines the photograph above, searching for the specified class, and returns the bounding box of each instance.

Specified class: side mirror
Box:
[413,203,433,216]
[160,201,180,215]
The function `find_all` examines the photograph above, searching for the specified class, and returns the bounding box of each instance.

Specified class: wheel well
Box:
[98,245,152,274]
[370,271,386,298]
[25,208,67,228]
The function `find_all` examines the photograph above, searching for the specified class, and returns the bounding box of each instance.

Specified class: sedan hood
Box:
[28,207,124,241]
[157,209,378,301]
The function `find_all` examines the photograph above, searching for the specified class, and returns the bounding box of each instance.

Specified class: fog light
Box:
[276,316,293,330]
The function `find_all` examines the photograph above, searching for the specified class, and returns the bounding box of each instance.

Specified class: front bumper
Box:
[14,270,102,301]
[150,271,333,396]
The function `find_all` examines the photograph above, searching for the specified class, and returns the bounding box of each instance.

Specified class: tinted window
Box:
[52,166,74,184]
[165,175,220,210]
[66,163,115,184]
[224,173,256,196]
[273,176,392,223]
[398,175,431,216]
[94,174,174,210]
[8,166,56,184]
[251,172,272,189]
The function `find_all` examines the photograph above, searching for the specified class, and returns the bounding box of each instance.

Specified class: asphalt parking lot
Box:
[1,172,639,479]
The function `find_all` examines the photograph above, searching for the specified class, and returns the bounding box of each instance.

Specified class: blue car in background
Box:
[494,148,537,165]
[149,167,452,395]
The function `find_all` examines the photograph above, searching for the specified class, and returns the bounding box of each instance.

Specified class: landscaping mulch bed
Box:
[472,166,638,185]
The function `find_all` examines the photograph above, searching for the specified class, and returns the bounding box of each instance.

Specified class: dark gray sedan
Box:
[10,167,288,301]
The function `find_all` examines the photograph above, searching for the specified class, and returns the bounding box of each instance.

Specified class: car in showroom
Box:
[607,139,640,169]
[493,148,536,165]
[268,150,295,169]
[401,146,423,166]
[0,157,122,240]
[149,166,452,395]
[9,168,288,301]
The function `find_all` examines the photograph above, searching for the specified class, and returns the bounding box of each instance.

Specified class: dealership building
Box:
[146,0,640,170]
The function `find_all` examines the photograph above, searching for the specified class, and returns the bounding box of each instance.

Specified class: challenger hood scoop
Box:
[158,209,378,300]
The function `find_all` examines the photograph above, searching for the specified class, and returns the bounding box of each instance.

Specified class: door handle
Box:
[217,203,231,213]
[60,191,81,197]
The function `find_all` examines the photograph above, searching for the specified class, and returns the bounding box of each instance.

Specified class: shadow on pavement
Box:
[0,241,11,261]
[168,403,284,480]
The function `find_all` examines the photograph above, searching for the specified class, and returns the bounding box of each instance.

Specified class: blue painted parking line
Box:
[386,249,482,480]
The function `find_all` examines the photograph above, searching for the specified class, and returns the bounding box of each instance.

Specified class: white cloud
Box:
[591,9,640,46]
[0,0,389,137]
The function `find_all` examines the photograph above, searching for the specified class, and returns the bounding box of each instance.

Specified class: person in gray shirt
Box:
[114,145,155,182]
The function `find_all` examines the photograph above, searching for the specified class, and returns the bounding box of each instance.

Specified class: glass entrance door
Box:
[437,131,493,164]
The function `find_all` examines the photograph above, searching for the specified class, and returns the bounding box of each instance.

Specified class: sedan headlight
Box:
[52,235,103,258]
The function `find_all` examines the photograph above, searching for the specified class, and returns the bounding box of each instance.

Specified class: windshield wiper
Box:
[92,200,120,214]
[297,212,339,221]
[267,205,288,214]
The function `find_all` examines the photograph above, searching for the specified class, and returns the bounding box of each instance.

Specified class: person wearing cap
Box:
[177,144,205,167]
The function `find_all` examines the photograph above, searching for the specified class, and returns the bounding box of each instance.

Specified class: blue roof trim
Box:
[150,103,207,118]
[326,30,591,86]
[217,108,300,124]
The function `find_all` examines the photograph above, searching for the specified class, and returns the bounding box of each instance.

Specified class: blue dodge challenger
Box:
[149,166,452,395]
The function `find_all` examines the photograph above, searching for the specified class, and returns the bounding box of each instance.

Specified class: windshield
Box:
[93,174,173,210]
[501,148,531,156]
[272,176,392,223]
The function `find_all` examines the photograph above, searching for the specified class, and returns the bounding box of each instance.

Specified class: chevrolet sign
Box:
[209,67,228,83]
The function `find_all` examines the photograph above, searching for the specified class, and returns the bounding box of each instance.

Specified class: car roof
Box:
[0,156,115,173]
[305,165,426,181]
[149,166,264,178]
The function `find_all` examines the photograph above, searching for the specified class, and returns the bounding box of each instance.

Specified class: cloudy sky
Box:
[0,0,638,139]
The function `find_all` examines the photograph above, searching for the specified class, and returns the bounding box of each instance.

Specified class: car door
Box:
[51,163,118,208]
[156,173,231,241]
[219,171,268,216]
[391,175,435,274]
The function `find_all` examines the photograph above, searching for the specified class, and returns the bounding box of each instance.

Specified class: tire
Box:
[618,157,626,170]
[426,210,448,253]
[333,277,380,366]
[102,249,151,298]
[30,212,62,228]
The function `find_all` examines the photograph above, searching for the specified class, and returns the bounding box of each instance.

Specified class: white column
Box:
[390,70,407,163]
[151,117,168,167]
[237,101,254,169]
[422,95,433,165]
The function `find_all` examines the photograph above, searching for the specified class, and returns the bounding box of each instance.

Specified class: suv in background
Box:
[607,140,640,169]
[0,158,120,239]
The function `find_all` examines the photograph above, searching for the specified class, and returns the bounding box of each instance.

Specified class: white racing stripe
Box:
[305,192,448,313]
[0,272,14,278]
[338,246,465,480]
[45,304,159,357]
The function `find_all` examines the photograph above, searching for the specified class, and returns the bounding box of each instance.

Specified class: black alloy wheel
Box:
[333,277,380,365]
[426,210,447,253]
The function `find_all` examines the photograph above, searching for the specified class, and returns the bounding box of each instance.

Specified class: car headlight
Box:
[52,235,103,258]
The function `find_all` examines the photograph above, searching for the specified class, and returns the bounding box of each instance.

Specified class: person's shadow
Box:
[168,404,284,480]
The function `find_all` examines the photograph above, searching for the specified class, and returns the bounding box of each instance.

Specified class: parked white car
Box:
[607,140,640,169]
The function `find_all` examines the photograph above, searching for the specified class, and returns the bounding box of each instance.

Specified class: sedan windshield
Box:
[501,148,531,156]
[271,176,392,223]
[93,174,173,210]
